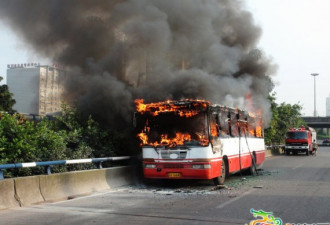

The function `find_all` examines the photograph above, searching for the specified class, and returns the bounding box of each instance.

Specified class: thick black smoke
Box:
[0,0,276,127]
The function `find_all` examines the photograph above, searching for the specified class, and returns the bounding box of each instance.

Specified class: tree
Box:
[0,76,16,112]
[264,93,306,145]
[0,103,137,177]
[0,113,68,176]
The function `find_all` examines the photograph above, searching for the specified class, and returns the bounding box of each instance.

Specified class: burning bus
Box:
[134,99,265,185]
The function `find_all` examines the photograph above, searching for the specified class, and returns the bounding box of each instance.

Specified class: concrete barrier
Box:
[105,166,138,188]
[0,165,138,210]
[14,176,45,206]
[0,179,20,210]
[40,169,111,202]
[265,149,273,158]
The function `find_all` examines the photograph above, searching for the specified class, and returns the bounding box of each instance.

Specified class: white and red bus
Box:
[134,99,265,185]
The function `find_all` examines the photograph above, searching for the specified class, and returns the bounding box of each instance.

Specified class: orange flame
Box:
[134,99,208,118]
[256,126,262,137]
[137,133,148,145]
[135,99,210,147]
[255,109,263,137]
[210,120,218,137]
[137,132,195,147]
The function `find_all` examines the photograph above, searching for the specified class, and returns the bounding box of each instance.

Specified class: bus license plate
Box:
[168,172,181,178]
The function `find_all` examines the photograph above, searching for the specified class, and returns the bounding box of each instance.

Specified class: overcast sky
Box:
[0,0,329,116]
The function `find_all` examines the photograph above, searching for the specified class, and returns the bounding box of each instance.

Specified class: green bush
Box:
[0,105,137,177]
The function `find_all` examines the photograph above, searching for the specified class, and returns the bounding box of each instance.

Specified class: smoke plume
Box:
[0,0,276,127]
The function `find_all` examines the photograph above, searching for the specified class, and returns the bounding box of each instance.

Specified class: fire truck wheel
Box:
[213,160,227,185]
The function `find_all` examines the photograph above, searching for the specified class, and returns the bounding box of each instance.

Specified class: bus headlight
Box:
[192,164,211,169]
[144,164,156,168]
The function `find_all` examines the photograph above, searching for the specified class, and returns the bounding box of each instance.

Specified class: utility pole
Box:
[311,73,319,117]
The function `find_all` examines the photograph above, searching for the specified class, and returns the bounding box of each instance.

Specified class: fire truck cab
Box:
[285,126,317,156]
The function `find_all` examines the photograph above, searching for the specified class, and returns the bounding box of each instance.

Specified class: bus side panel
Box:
[255,150,265,165]
[222,137,265,173]
[227,154,253,173]
[210,158,222,178]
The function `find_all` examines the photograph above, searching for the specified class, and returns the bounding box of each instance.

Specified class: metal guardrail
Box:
[0,156,131,180]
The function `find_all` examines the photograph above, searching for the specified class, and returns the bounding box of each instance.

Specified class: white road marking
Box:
[25,206,115,215]
[48,188,128,205]
[292,163,304,170]
[216,189,256,209]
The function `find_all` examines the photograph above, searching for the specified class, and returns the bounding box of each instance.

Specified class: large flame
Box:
[255,109,263,138]
[245,94,263,138]
[135,99,209,117]
[135,99,209,147]
[138,132,193,147]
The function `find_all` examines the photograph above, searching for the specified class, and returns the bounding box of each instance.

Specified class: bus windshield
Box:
[139,112,209,147]
[286,131,308,140]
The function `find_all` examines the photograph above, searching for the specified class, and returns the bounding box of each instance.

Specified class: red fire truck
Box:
[285,126,317,156]
[134,99,265,185]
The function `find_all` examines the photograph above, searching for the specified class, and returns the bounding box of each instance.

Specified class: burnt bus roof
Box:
[136,99,209,114]
[135,99,260,120]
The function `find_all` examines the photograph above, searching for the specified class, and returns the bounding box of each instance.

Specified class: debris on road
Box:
[210,185,231,191]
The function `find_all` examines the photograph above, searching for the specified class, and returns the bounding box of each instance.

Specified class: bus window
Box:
[230,112,239,137]
[255,118,263,138]
[219,111,230,137]
[247,116,256,137]
[210,113,219,137]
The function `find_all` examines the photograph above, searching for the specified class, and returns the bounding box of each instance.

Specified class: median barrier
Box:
[14,176,44,206]
[265,149,272,157]
[0,165,138,209]
[105,165,138,188]
[0,179,20,210]
[40,168,111,202]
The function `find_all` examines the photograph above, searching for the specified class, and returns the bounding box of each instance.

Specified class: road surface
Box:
[1,147,330,225]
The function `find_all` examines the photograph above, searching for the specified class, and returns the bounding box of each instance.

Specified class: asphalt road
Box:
[1,147,330,225]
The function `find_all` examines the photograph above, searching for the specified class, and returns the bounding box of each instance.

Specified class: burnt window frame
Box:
[247,115,257,138]
[255,117,264,138]
[209,111,220,138]
[230,111,239,137]
[219,109,230,137]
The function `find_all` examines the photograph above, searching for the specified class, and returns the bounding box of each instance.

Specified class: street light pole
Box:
[311,73,319,117]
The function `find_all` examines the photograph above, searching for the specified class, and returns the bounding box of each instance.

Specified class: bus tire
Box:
[213,159,227,185]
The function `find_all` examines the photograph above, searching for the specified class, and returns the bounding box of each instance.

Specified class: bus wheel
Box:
[213,160,227,185]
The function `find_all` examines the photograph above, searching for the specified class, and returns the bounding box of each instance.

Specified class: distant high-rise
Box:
[7,63,65,115]
[327,94,330,117]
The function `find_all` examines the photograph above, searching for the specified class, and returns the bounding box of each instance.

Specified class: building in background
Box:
[7,63,65,115]
[326,94,330,117]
